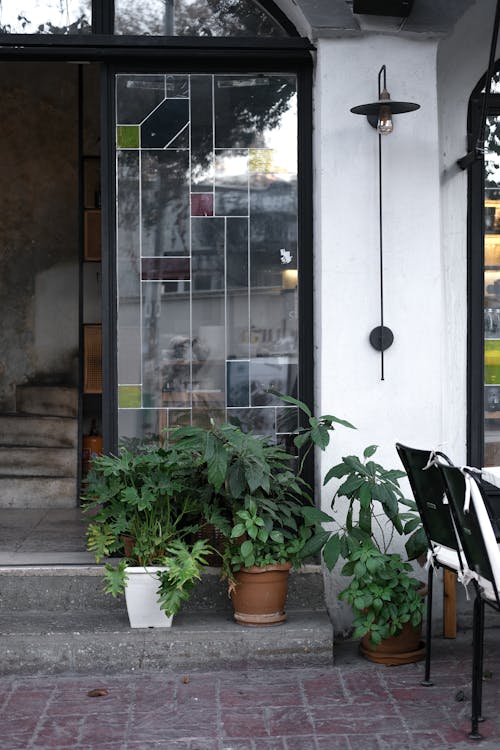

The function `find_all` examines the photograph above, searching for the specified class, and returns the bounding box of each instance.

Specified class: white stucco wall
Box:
[314,33,442,628]
[313,1,500,632]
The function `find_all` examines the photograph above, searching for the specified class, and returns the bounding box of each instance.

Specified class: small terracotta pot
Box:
[360,621,425,665]
[121,534,135,558]
[230,562,292,627]
[360,586,427,665]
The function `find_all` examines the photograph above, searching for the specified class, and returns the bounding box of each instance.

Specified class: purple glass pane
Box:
[191,193,214,217]
[141,257,190,281]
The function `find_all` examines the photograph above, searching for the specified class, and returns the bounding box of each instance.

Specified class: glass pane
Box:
[484,116,500,465]
[0,1,91,34]
[114,0,287,37]
[116,73,298,444]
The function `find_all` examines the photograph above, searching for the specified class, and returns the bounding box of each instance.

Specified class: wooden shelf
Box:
[83,324,102,394]
[84,209,101,261]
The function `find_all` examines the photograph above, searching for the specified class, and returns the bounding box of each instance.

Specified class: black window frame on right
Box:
[468,68,500,467]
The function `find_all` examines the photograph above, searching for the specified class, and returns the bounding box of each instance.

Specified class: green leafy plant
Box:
[101,538,213,617]
[201,398,354,580]
[83,441,212,564]
[163,396,355,581]
[82,439,216,616]
[339,544,425,647]
[302,445,427,647]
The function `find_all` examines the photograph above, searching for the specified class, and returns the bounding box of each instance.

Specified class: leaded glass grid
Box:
[0,1,91,34]
[114,0,288,37]
[116,72,299,445]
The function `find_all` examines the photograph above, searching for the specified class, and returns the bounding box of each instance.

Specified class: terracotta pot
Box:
[360,621,425,665]
[121,534,135,558]
[360,586,427,666]
[230,562,292,627]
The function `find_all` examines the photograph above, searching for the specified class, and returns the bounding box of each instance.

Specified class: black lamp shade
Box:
[351,99,420,116]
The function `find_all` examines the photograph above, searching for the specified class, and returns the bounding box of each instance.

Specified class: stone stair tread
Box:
[16,385,78,419]
[0,609,333,674]
[0,412,77,420]
[0,476,78,508]
[0,565,326,613]
[0,608,329,634]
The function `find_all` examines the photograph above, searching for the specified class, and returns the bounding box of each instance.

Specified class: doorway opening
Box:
[0,61,101,563]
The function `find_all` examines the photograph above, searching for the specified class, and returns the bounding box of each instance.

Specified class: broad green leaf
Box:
[299,529,330,559]
[240,539,254,558]
[309,423,330,450]
[301,506,334,524]
[323,462,351,485]
[358,482,372,509]
[403,517,422,534]
[270,530,284,543]
[206,441,228,491]
[270,391,312,417]
[359,505,372,535]
[322,534,341,571]
[405,526,427,560]
[321,415,356,430]
[363,445,378,458]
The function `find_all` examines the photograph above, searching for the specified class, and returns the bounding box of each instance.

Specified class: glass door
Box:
[115,72,300,446]
[483,116,500,465]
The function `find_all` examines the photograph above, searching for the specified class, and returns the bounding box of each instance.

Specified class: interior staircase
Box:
[0,385,78,508]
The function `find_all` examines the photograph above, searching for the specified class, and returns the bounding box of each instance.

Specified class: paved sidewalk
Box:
[1,629,500,750]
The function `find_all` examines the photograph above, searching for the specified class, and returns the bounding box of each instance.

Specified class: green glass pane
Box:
[117,125,140,149]
[485,340,500,384]
[119,385,142,408]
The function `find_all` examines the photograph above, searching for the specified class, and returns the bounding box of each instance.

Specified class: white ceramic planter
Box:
[124,566,173,628]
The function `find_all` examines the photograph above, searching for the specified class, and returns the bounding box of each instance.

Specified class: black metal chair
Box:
[439,464,500,740]
[396,444,470,686]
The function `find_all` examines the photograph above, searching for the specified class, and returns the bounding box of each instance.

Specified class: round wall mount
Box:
[369,326,394,352]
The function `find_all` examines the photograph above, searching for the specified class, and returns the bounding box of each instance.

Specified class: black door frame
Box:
[0,30,314,458]
[468,77,500,466]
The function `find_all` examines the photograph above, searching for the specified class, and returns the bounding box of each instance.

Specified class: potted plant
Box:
[82,441,214,627]
[303,445,428,663]
[175,397,355,626]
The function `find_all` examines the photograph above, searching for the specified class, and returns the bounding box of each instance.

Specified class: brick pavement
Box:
[1,631,500,750]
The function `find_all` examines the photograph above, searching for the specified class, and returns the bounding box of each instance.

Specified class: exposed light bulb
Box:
[377,87,393,135]
[377,104,393,135]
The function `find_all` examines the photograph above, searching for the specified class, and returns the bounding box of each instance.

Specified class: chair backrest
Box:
[440,464,500,605]
[396,443,459,553]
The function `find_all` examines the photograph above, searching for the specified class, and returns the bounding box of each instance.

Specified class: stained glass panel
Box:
[116,73,298,444]
[114,0,288,37]
[0,1,90,34]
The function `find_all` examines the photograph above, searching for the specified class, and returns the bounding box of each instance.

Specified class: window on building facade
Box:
[470,70,500,466]
[114,0,287,37]
[0,0,289,37]
[115,72,300,445]
[483,111,500,465]
[0,1,91,34]
[0,0,309,452]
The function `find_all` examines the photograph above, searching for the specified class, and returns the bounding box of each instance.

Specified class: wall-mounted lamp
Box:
[350,65,420,380]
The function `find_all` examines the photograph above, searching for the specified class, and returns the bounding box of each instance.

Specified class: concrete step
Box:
[0,477,78,508]
[0,446,77,477]
[0,566,331,674]
[0,609,333,675]
[0,565,325,613]
[16,385,78,418]
[0,414,78,448]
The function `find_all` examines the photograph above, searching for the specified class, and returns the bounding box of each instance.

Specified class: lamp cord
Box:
[378,130,385,381]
